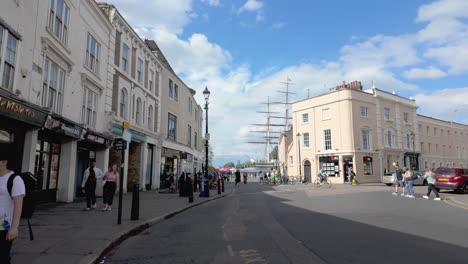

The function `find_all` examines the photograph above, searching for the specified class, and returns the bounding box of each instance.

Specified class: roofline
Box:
[417,114,468,127]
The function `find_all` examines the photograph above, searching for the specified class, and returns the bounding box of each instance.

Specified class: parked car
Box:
[381,171,427,186]
[434,167,468,193]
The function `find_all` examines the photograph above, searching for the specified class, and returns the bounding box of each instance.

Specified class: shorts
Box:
[396,180,405,187]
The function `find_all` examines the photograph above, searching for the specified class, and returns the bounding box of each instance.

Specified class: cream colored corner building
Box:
[280,82,468,184]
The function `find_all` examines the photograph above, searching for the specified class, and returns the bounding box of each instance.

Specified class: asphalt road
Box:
[103,182,468,264]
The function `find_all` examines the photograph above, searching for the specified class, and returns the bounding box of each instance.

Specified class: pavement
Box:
[12,182,234,264]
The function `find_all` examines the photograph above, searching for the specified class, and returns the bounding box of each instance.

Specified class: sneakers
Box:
[107,207,112,211]
[102,207,108,211]
[85,208,91,211]
[392,192,398,196]
[422,195,429,199]
[434,197,441,201]
[407,195,415,198]
[400,193,406,196]
[91,203,97,209]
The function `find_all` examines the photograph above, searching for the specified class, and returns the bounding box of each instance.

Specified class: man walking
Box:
[235,169,241,188]
[81,160,104,210]
[392,164,405,196]
[0,151,25,264]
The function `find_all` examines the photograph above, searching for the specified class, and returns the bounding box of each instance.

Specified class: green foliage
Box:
[269,146,278,160]
[223,162,235,167]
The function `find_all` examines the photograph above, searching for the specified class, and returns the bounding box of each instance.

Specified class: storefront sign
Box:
[84,131,113,147]
[112,124,146,142]
[45,117,83,139]
[0,95,48,126]
[162,147,180,158]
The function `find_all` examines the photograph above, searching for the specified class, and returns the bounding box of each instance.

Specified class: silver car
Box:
[381,171,427,186]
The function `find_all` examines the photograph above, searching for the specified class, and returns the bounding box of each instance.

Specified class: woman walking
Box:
[102,164,119,211]
[403,167,415,198]
[422,168,441,200]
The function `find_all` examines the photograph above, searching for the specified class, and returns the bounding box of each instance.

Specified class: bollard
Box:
[131,183,139,220]
[204,179,210,197]
[217,178,221,194]
[221,177,225,192]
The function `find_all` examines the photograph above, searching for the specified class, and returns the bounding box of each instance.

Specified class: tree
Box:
[223,162,235,167]
[269,146,278,160]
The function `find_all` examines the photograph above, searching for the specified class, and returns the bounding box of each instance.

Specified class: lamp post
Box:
[203,87,210,197]
[410,131,416,170]
[297,132,302,180]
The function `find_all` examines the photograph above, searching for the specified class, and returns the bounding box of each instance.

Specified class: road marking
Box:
[239,249,266,263]
[227,245,234,257]
[444,199,468,211]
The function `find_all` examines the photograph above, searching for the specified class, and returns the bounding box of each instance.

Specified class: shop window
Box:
[85,33,101,75]
[81,87,97,128]
[319,156,339,177]
[168,113,177,141]
[0,28,18,91]
[42,57,66,114]
[0,129,14,143]
[323,129,332,150]
[34,139,61,191]
[48,0,70,45]
[363,156,373,175]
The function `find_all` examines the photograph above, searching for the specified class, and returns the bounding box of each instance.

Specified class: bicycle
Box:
[313,175,332,188]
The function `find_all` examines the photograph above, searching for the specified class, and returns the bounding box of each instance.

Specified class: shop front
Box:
[0,90,48,173]
[40,114,84,202]
[342,156,354,183]
[319,155,340,179]
[160,147,180,189]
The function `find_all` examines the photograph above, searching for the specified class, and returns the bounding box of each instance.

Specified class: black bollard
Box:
[217,178,221,194]
[131,183,139,220]
[221,177,225,192]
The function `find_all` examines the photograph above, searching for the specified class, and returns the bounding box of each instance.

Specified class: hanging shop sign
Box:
[44,116,83,139]
[112,124,146,142]
[84,131,113,147]
[113,138,126,150]
[0,95,48,126]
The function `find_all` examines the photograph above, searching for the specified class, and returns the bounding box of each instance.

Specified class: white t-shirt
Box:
[0,171,26,231]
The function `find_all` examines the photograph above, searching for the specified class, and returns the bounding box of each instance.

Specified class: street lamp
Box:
[297,132,302,181]
[203,87,210,197]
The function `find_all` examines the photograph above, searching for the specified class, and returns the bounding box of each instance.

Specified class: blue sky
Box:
[107,0,468,166]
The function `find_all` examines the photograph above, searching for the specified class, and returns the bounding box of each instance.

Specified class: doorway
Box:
[343,156,353,183]
[303,160,311,183]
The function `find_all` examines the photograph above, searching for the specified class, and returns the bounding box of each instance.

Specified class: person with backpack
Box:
[403,167,415,198]
[81,160,104,211]
[0,151,25,263]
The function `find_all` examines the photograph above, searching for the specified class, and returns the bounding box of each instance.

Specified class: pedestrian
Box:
[102,164,119,211]
[422,168,441,201]
[81,160,104,210]
[403,167,415,198]
[392,164,406,196]
[0,150,25,264]
[179,172,186,197]
[193,172,199,192]
[235,169,241,188]
[349,167,356,183]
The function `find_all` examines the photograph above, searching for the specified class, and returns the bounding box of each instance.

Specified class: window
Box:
[302,113,309,123]
[303,132,310,148]
[122,44,129,73]
[406,133,411,149]
[48,0,70,44]
[42,58,65,113]
[426,126,430,135]
[85,33,101,75]
[137,58,143,82]
[289,156,293,166]
[81,88,97,128]
[384,108,390,120]
[0,29,18,91]
[188,125,192,146]
[384,129,396,148]
[434,128,437,136]
[132,94,135,119]
[168,113,177,141]
[136,98,142,125]
[147,105,153,130]
[174,84,179,101]
[362,129,370,150]
[420,142,424,152]
[149,70,154,92]
[360,106,368,117]
[403,112,408,123]
[194,132,198,149]
[169,79,174,98]
[436,144,438,153]
[323,129,332,150]
[322,108,331,120]
[428,143,432,153]
[119,88,127,119]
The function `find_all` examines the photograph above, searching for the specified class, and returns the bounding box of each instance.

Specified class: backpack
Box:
[7,172,38,240]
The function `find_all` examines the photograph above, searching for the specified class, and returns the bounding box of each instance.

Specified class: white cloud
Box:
[417,0,468,22]
[271,22,285,30]
[238,0,264,13]
[424,39,468,74]
[201,0,220,7]
[404,67,447,79]
[414,87,468,120]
